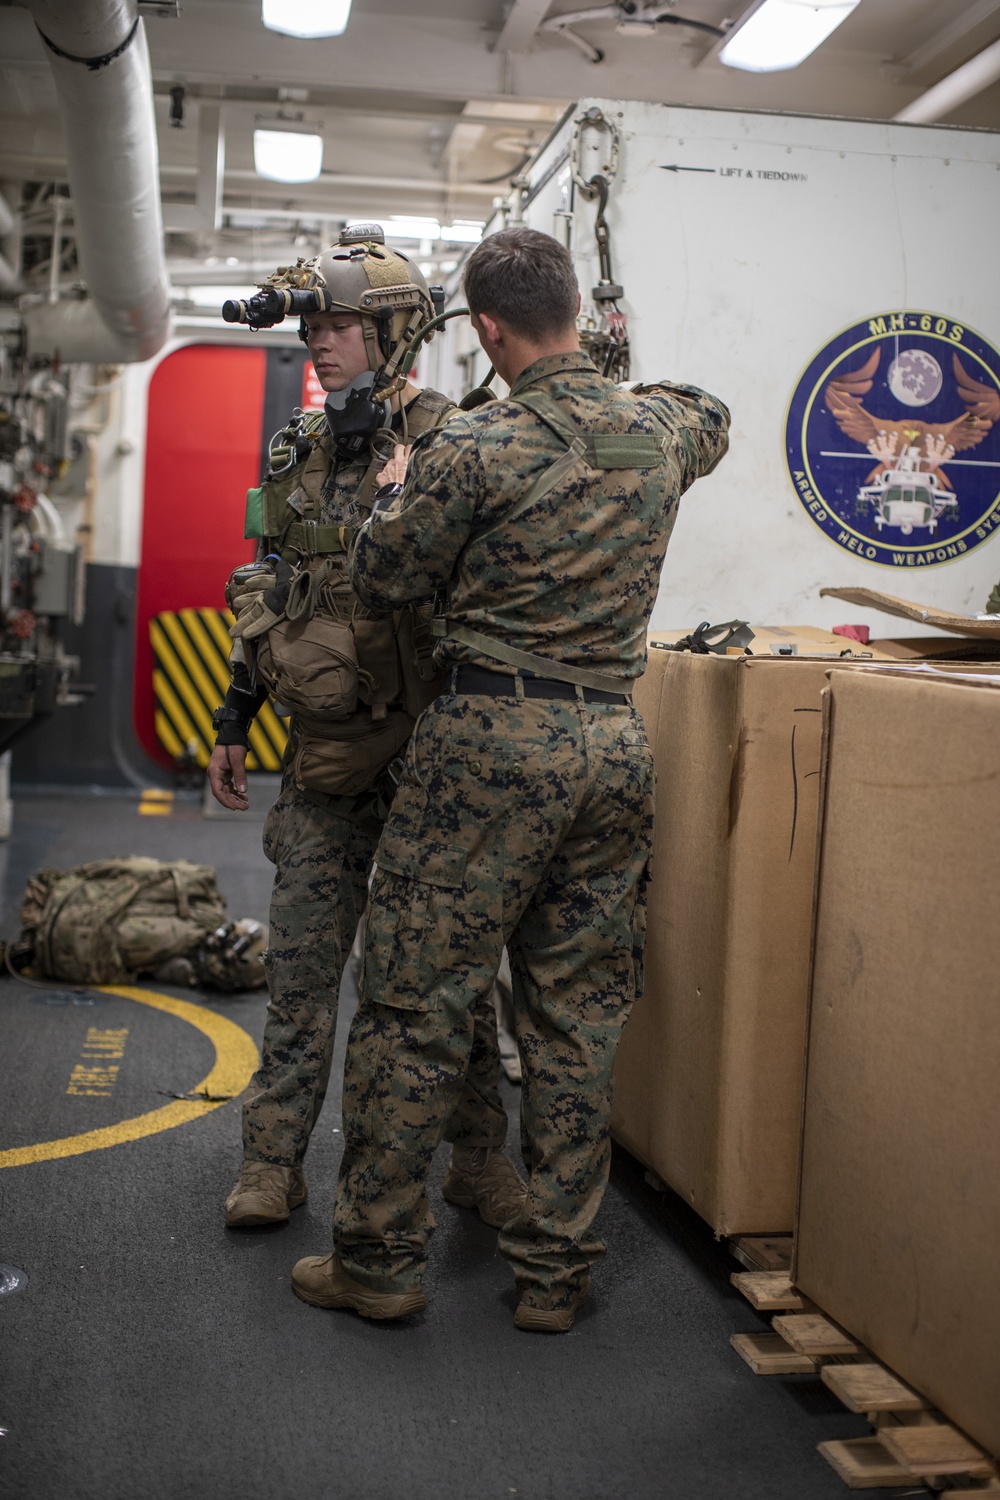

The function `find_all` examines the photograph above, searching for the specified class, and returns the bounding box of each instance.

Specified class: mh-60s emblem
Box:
[785,312,1000,569]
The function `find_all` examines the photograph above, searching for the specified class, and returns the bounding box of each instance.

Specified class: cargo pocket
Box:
[631,861,651,1004]
[362,833,468,1012]
[262,792,289,867]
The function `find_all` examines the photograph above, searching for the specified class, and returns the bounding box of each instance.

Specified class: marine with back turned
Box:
[289,225,731,1329]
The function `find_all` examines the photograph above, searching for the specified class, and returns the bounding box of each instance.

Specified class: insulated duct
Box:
[22,0,171,363]
[894,36,1000,124]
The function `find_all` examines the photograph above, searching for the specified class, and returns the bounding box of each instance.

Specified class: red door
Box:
[134,344,265,766]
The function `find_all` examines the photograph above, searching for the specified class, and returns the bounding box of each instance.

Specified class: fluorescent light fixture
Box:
[442,222,485,243]
[254,129,324,183]
[720,0,861,73]
[261,0,352,39]
[385,216,442,241]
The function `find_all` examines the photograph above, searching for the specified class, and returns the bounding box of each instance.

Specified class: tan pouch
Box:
[292,708,414,797]
[256,613,361,719]
[396,601,447,718]
[353,613,402,721]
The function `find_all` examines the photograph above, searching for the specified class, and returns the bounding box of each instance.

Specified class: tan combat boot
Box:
[442,1145,527,1229]
[514,1274,592,1334]
[225,1160,308,1228]
[291,1253,427,1320]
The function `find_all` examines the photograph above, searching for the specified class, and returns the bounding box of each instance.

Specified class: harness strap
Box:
[514,388,671,468]
[473,388,671,540]
[433,619,633,697]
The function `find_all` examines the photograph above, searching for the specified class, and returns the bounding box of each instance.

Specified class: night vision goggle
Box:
[222,285,337,331]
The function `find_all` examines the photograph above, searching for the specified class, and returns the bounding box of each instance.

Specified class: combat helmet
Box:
[223,223,443,372]
[306,224,441,371]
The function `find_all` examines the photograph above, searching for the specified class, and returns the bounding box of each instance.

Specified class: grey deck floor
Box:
[0,791,917,1500]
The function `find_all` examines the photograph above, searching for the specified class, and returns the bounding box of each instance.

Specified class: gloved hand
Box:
[229,559,296,640]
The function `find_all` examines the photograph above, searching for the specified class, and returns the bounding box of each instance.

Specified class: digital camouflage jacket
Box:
[348,351,730,685]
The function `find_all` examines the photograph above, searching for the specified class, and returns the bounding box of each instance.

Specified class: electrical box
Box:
[33,542,81,618]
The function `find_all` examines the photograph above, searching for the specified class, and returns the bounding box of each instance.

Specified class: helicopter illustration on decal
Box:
[826,349,998,535]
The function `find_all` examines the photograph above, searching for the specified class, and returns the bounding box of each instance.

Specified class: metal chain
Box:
[584,173,630,382]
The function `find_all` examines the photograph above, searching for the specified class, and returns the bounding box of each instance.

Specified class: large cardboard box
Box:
[614,643,887,1235]
[795,670,1000,1458]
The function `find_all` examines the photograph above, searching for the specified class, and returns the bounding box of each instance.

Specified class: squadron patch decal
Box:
[785,312,1000,568]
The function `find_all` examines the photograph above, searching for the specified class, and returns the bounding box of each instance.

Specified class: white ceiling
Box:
[1,0,999,297]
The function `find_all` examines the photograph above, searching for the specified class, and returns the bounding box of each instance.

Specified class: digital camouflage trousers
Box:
[241,773,509,1167]
[333,692,654,1310]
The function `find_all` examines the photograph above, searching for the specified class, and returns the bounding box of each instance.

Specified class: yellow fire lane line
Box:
[0,985,258,1169]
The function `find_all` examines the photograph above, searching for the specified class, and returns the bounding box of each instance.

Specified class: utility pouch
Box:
[352,613,402,721]
[256,613,361,720]
[291,708,414,798]
[244,487,264,541]
[396,601,447,718]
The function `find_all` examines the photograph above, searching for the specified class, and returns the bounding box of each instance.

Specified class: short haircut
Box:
[463,227,579,339]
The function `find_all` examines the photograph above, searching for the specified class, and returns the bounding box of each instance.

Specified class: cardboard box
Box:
[795,670,1000,1458]
[871,636,1000,661]
[821,586,1000,640]
[614,643,887,1235]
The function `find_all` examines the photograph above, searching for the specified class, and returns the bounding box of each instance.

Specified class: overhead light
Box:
[719,0,861,73]
[254,129,324,183]
[385,216,442,241]
[261,0,352,39]
[442,222,485,243]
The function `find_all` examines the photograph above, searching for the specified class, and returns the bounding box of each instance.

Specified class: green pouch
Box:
[244,486,264,541]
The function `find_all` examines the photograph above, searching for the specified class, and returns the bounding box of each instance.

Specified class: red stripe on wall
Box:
[134,344,266,766]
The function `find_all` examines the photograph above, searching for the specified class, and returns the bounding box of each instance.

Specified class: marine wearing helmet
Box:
[224,222,444,451]
[209,223,522,1237]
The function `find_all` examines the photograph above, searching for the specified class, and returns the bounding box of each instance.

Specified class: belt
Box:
[452,663,628,705]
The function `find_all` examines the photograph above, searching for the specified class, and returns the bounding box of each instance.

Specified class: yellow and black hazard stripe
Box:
[150,609,287,771]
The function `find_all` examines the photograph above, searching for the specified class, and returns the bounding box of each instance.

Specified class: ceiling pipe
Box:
[18,298,143,362]
[0,184,19,292]
[21,0,171,362]
[894,36,1000,123]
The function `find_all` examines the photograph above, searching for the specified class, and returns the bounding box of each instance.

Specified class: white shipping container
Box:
[426,101,1000,635]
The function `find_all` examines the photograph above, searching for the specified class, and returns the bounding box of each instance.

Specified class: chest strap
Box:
[432,619,633,697]
[280,520,354,560]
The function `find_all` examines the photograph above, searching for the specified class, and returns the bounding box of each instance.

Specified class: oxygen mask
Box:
[324,370,392,455]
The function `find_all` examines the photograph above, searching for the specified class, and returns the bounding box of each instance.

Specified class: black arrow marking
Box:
[659,164,716,173]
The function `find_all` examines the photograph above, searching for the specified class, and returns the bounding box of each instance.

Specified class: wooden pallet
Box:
[729,1270,1000,1493]
[729,1234,794,1273]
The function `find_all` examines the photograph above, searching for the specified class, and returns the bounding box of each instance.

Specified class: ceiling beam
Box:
[161,165,500,196]
[162,102,224,232]
[493,0,552,53]
[898,0,1000,76]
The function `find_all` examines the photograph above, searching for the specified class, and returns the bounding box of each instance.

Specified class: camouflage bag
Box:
[16,857,267,991]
